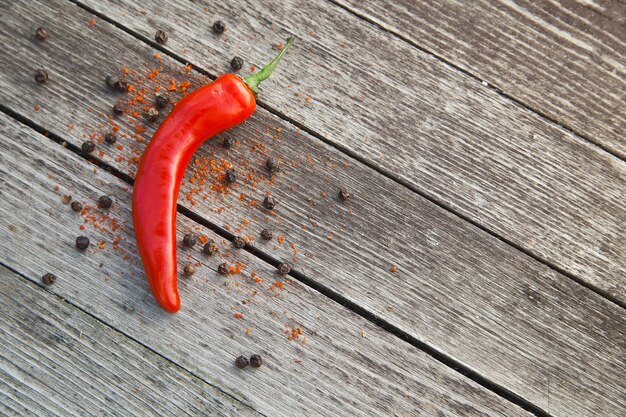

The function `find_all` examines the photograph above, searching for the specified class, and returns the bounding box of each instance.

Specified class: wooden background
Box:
[0,0,624,416]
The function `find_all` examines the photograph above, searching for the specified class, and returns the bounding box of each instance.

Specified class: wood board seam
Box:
[60,0,626,308]
[0,261,268,417]
[322,0,625,161]
[0,104,550,417]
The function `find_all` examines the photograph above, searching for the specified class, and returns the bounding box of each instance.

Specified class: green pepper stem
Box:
[244,37,294,93]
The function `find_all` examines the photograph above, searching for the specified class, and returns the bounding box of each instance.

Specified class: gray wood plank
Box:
[0,115,528,417]
[333,0,626,157]
[0,265,262,417]
[72,0,626,302]
[0,0,624,415]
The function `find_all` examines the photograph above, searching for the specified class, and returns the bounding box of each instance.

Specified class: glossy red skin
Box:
[132,74,256,312]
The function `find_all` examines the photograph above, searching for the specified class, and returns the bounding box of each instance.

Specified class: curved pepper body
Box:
[132,74,256,312]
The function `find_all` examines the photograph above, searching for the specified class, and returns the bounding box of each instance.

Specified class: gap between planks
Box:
[65,0,625,310]
[0,261,267,417]
[0,101,551,417]
[1,111,536,415]
[323,0,624,161]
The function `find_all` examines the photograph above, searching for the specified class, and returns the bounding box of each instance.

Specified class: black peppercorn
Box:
[71,201,83,212]
[218,262,229,275]
[212,20,225,34]
[232,236,246,249]
[34,69,48,83]
[146,107,159,122]
[98,195,112,209]
[249,354,263,368]
[235,355,249,368]
[117,78,129,93]
[36,27,49,40]
[76,236,90,251]
[112,102,124,115]
[81,141,95,154]
[203,241,219,256]
[184,263,196,277]
[155,93,169,109]
[183,233,197,247]
[339,188,350,201]
[230,56,243,71]
[155,29,168,44]
[222,136,235,149]
[263,195,276,210]
[225,169,237,184]
[104,131,117,144]
[260,229,273,241]
[41,273,56,285]
[277,262,291,276]
[266,157,280,173]
[105,75,120,90]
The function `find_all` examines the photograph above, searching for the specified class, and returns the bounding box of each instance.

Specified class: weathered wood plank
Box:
[0,115,528,416]
[333,0,626,157]
[0,1,624,415]
[75,0,626,301]
[0,265,262,417]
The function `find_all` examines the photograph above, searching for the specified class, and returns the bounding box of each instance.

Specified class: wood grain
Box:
[333,0,626,157]
[0,114,529,416]
[0,265,261,417]
[74,0,626,302]
[0,0,624,415]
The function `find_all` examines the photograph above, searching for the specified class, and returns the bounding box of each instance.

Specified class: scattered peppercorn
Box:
[230,56,243,71]
[71,201,83,212]
[35,27,49,40]
[249,354,263,368]
[41,273,56,285]
[183,233,197,247]
[263,195,276,210]
[76,236,90,251]
[34,69,48,83]
[146,107,159,122]
[260,229,273,241]
[203,241,219,255]
[339,188,350,201]
[212,20,225,34]
[155,29,168,44]
[218,262,229,275]
[117,78,129,93]
[266,157,280,173]
[225,169,237,184]
[112,101,124,115]
[98,195,112,209]
[232,236,246,249]
[222,136,235,149]
[183,263,196,277]
[155,93,169,109]
[235,355,249,368]
[105,75,120,90]
[104,131,117,144]
[81,141,95,154]
[62,195,72,204]
[277,262,291,276]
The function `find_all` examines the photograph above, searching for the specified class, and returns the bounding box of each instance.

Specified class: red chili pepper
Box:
[133,38,293,312]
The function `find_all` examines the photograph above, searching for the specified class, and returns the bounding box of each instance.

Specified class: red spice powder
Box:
[228,261,245,275]
[285,326,303,341]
